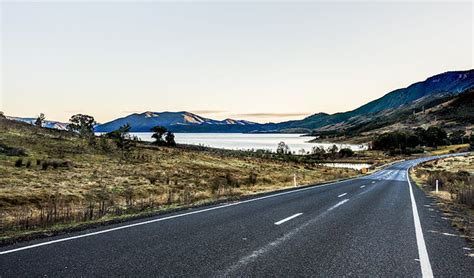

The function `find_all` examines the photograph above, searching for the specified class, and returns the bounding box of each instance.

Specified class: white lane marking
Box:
[372,181,376,184]
[223,198,350,275]
[407,168,434,278]
[360,185,366,188]
[274,213,303,225]
[428,230,463,238]
[0,174,363,255]
[327,199,349,211]
[337,193,347,198]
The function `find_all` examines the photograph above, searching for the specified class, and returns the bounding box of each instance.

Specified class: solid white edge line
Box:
[407,167,434,278]
[337,193,347,198]
[274,213,303,225]
[1,174,367,255]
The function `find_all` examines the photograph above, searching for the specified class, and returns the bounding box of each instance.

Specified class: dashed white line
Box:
[224,198,350,275]
[274,213,303,225]
[327,199,349,211]
[337,193,347,198]
[360,185,366,188]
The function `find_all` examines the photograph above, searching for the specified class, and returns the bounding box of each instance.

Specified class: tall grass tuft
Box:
[457,186,474,209]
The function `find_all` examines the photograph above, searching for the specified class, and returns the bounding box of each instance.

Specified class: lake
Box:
[319,162,372,170]
[129,133,368,153]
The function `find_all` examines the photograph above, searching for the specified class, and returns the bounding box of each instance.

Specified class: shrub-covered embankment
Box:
[411,155,474,246]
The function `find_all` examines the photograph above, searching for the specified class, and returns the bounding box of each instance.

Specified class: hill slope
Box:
[265,70,474,133]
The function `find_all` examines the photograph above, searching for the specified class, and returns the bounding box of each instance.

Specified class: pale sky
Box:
[1,1,473,124]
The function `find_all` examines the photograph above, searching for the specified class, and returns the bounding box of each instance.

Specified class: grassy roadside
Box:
[0,118,362,245]
[0,173,366,246]
[410,154,474,247]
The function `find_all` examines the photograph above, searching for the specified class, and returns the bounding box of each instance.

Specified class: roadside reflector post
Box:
[294,174,297,187]
[436,179,439,193]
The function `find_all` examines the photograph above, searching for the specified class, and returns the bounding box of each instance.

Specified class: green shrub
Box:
[145,174,158,185]
[1,143,27,156]
[338,148,354,157]
[225,172,239,188]
[41,160,73,170]
[248,172,258,186]
[14,158,23,167]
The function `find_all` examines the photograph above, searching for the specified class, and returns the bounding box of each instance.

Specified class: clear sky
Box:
[1,1,472,124]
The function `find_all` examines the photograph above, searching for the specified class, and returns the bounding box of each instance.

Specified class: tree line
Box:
[372,126,473,155]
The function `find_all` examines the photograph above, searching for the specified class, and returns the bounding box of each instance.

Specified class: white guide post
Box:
[294,174,297,187]
[435,179,439,193]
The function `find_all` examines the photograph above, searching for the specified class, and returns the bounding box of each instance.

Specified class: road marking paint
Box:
[327,199,349,211]
[274,213,303,225]
[428,230,464,238]
[0,174,362,255]
[223,198,349,275]
[360,185,366,188]
[337,193,347,198]
[372,181,376,184]
[442,232,459,237]
[407,168,433,278]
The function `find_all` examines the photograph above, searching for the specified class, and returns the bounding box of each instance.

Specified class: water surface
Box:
[319,162,372,170]
[130,133,368,153]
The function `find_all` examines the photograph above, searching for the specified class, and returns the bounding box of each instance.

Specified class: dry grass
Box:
[411,154,474,246]
[0,119,358,242]
[427,144,470,155]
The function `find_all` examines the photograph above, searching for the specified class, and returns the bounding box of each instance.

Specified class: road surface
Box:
[1,155,473,277]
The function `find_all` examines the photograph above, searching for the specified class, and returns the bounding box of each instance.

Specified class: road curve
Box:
[1,154,473,277]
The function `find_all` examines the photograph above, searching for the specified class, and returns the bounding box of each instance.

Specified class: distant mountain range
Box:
[94,69,473,133]
[93,111,259,133]
[8,69,474,134]
[6,117,69,131]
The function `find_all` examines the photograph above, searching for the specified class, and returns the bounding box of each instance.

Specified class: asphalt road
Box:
[1,154,473,277]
